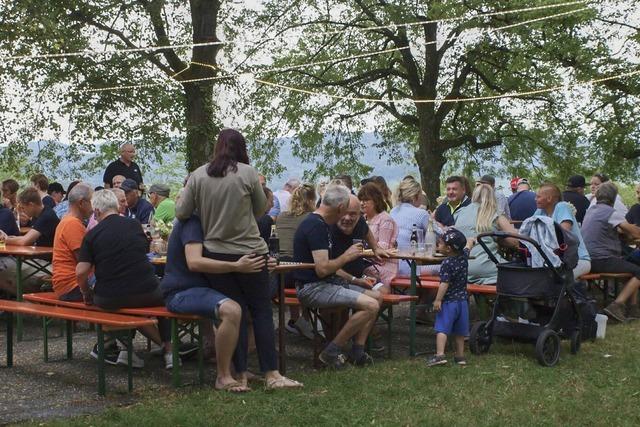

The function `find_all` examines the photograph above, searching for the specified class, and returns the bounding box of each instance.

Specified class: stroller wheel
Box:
[469,321,492,355]
[570,329,581,355]
[535,329,560,367]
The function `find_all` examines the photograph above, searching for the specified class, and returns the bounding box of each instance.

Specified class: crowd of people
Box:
[1,130,640,388]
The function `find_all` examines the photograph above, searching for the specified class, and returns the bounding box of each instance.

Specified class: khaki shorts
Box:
[0,256,49,296]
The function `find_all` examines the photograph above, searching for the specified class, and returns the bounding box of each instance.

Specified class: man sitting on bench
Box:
[293,184,381,369]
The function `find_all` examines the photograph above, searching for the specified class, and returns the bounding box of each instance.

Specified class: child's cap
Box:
[442,228,467,252]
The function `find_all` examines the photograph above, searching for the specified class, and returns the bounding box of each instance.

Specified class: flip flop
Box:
[215,381,251,393]
[265,376,304,391]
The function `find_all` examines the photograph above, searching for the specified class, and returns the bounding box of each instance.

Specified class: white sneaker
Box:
[116,350,145,368]
[164,352,182,369]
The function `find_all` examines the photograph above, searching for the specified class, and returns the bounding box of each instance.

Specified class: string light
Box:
[73,7,587,94]
[1,0,589,62]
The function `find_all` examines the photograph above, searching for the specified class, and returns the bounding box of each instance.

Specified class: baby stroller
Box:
[469,230,583,367]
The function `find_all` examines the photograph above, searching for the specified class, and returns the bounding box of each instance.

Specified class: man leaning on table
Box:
[293,184,383,369]
[0,187,60,295]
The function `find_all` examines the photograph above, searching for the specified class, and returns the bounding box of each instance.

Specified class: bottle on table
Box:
[269,224,280,263]
[410,224,418,252]
[425,218,437,256]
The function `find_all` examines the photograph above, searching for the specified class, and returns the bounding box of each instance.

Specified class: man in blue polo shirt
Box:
[508,178,537,228]
[121,179,154,224]
[434,176,471,227]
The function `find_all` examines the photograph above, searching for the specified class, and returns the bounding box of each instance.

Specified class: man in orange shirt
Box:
[52,183,94,301]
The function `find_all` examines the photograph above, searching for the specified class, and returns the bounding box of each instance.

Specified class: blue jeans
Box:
[203,250,277,373]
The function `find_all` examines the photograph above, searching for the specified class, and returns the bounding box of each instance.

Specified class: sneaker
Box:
[294,317,315,340]
[349,352,374,367]
[626,304,640,320]
[453,356,467,366]
[368,338,386,353]
[89,341,119,365]
[604,302,627,323]
[178,342,199,359]
[117,350,145,368]
[318,350,348,370]
[164,351,182,369]
[425,354,447,367]
[285,319,300,336]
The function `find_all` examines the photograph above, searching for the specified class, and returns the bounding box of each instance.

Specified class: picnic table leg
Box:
[66,320,73,360]
[42,317,49,362]
[409,260,417,357]
[171,319,180,388]
[16,256,23,341]
[6,312,13,367]
[387,306,393,359]
[197,322,204,385]
[125,330,133,393]
[278,272,286,375]
[97,325,106,396]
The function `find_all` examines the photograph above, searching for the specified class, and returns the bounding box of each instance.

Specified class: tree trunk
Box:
[415,131,446,210]
[184,0,222,171]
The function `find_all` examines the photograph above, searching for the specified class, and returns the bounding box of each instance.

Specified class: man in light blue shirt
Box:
[534,183,591,280]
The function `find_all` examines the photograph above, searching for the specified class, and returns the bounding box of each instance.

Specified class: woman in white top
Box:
[587,173,628,216]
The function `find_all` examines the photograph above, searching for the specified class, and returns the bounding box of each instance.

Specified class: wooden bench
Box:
[579,273,633,304]
[390,278,497,295]
[22,292,205,388]
[277,290,417,361]
[0,300,155,395]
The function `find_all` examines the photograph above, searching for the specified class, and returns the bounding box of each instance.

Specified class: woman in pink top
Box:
[358,183,398,294]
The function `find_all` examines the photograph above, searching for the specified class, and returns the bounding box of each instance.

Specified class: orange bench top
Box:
[390,279,497,295]
[0,300,156,328]
[23,292,203,321]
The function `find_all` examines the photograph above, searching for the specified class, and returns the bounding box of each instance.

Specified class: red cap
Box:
[510,177,520,190]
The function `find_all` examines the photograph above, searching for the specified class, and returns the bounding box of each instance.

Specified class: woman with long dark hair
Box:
[176,128,302,391]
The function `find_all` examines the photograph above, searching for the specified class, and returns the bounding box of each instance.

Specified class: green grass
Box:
[38,321,640,427]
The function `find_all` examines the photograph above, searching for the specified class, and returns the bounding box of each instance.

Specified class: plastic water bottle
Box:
[410,224,418,251]
[425,219,437,256]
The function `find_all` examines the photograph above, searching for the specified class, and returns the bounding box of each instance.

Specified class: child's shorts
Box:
[434,299,469,337]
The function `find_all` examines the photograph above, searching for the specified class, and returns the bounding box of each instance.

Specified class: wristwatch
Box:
[351,276,356,283]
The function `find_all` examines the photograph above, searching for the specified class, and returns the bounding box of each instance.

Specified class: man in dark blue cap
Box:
[562,175,590,224]
[121,178,154,224]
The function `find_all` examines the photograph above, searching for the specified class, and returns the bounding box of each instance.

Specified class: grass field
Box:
[37,320,640,427]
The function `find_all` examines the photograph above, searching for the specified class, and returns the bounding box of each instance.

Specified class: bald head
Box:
[119,143,135,164]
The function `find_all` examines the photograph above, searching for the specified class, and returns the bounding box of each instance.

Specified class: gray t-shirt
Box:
[176,163,268,254]
[581,203,626,259]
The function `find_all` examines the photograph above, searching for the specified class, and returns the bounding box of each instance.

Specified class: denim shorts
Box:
[434,300,470,337]
[297,277,366,309]
[165,287,230,320]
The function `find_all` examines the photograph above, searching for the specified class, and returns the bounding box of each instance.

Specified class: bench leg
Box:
[43,317,49,362]
[6,312,13,367]
[125,330,133,393]
[97,325,106,396]
[387,306,393,359]
[409,260,417,357]
[197,322,204,385]
[66,320,73,360]
[16,257,23,341]
[171,319,180,388]
[278,273,286,375]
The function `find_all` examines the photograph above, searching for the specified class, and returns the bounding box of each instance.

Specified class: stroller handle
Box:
[476,231,560,271]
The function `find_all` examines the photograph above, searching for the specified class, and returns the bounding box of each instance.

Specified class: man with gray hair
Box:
[582,182,640,322]
[293,184,381,369]
[102,143,144,189]
[76,190,173,368]
[274,177,301,214]
[52,183,94,301]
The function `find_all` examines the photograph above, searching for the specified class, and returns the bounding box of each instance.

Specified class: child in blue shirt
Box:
[427,228,474,367]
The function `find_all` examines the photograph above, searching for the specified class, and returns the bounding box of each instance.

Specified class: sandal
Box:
[215,380,251,393]
[265,376,304,391]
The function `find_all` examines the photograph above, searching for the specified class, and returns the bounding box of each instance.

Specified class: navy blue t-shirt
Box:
[161,216,210,299]
[42,195,56,209]
[330,217,368,277]
[0,207,19,236]
[626,204,640,227]
[508,190,537,225]
[127,198,154,224]
[293,213,331,284]
[439,248,469,302]
[32,206,60,246]
[78,214,157,298]
[562,191,590,224]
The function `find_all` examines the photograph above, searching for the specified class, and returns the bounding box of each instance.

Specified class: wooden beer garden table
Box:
[0,245,54,340]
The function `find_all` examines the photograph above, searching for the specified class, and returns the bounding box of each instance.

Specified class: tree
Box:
[242,0,638,203]
[0,0,224,175]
